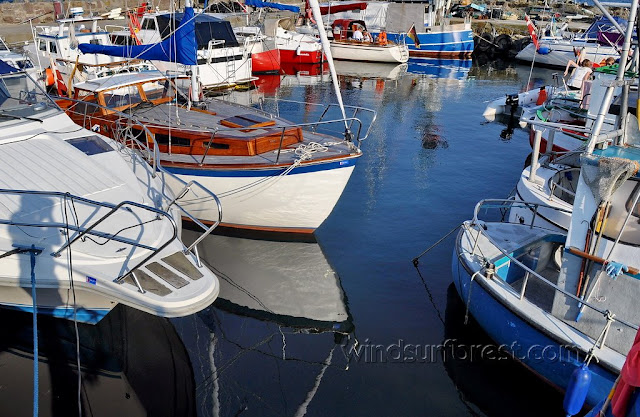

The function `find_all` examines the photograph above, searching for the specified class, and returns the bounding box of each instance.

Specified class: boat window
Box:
[48,42,57,54]
[0,72,59,118]
[103,85,142,108]
[13,59,34,69]
[38,40,46,52]
[66,135,113,155]
[89,38,102,45]
[220,114,275,128]
[154,133,191,147]
[142,18,156,30]
[111,34,131,46]
[601,179,640,246]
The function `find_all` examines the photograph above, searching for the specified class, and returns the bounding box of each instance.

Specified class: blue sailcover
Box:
[245,0,299,13]
[79,7,197,65]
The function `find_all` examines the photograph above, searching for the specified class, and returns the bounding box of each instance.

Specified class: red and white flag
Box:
[525,15,539,51]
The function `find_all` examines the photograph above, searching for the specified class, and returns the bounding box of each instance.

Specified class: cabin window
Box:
[111,35,130,46]
[142,18,156,30]
[154,133,191,147]
[14,59,33,69]
[89,39,102,45]
[38,40,46,52]
[48,42,57,54]
[220,114,274,128]
[103,85,142,108]
[601,179,640,246]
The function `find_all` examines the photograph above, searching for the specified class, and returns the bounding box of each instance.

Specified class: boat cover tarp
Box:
[157,11,239,48]
[245,0,300,13]
[78,7,197,65]
[0,60,19,74]
[582,15,627,41]
[319,2,367,14]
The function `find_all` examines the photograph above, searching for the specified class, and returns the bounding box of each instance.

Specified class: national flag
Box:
[407,24,420,48]
[525,15,539,51]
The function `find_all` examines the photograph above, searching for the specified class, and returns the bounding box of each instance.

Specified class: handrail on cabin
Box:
[60,97,223,265]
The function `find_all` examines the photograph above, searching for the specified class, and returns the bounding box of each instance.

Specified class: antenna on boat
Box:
[307,0,352,139]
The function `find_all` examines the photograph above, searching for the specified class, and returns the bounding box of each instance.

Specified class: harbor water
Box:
[0,60,570,416]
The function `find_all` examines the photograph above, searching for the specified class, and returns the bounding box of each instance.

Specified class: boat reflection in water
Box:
[174,231,355,417]
[280,62,331,87]
[0,305,196,417]
[442,284,564,417]
[334,60,408,81]
[407,58,472,81]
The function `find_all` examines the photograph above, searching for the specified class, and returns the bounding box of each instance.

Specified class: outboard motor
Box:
[501,94,520,140]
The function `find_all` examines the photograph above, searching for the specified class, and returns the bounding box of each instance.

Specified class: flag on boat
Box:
[525,14,539,51]
[407,24,420,48]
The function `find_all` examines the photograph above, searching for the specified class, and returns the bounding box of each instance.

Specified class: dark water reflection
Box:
[0,59,570,416]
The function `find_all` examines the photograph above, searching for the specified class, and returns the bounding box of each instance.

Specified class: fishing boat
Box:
[24,16,139,84]
[515,16,626,69]
[451,4,640,407]
[0,61,222,324]
[108,10,255,89]
[329,19,409,63]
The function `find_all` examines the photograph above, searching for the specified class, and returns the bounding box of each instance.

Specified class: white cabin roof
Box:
[74,71,170,92]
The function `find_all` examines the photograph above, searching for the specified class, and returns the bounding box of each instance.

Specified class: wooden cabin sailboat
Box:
[61,70,375,236]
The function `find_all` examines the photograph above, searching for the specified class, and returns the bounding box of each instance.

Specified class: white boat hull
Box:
[165,157,359,233]
[515,41,618,68]
[329,42,409,63]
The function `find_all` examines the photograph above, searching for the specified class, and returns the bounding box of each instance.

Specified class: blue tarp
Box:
[245,0,299,13]
[0,60,20,74]
[582,15,627,41]
[79,7,197,65]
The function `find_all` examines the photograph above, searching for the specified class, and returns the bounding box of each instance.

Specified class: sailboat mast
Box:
[307,0,349,130]
[185,0,201,104]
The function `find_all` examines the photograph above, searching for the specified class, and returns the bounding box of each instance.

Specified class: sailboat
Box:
[68,4,376,238]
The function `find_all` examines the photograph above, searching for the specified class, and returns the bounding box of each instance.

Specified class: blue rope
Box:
[30,245,38,417]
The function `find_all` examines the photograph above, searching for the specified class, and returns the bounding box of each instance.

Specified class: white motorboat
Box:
[329,19,408,63]
[0,61,221,323]
[515,16,626,68]
[24,17,139,85]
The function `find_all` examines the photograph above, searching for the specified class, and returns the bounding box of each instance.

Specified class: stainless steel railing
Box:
[0,189,177,289]
[462,198,638,351]
[60,98,223,265]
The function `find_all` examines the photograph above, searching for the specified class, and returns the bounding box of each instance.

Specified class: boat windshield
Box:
[103,80,168,109]
[0,71,59,119]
